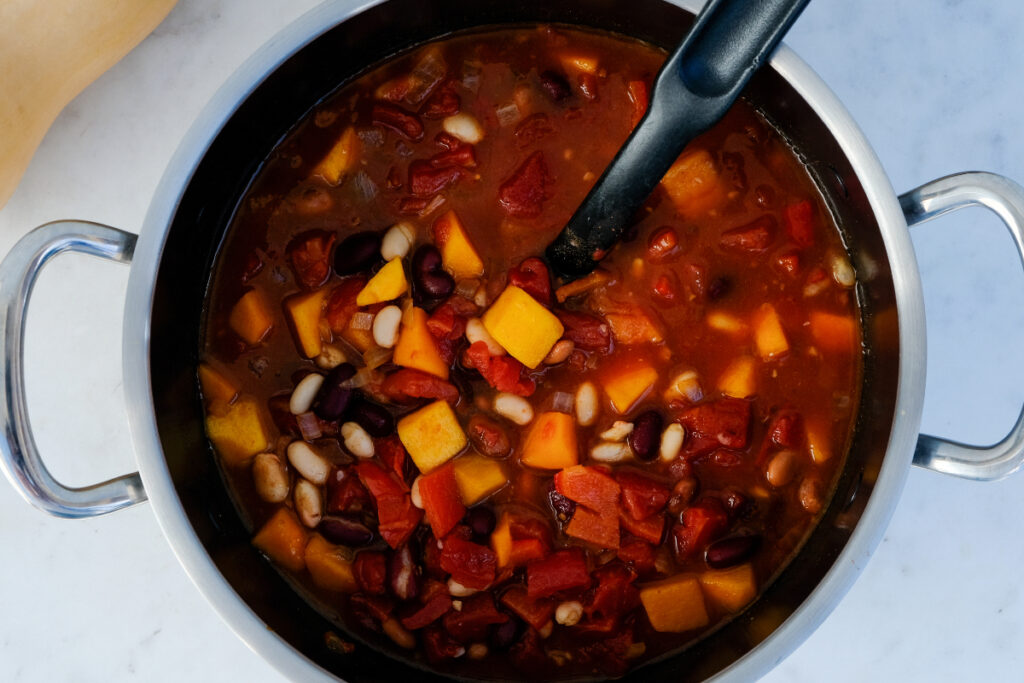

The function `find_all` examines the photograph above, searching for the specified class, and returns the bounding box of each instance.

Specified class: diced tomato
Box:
[440,534,497,590]
[500,585,555,631]
[508,538,548,567]
[585,562,639,619]
[678,398,752,457]
[422,625,465,663]
[325,467,371,514]
[400,593,453,630]
[627,79,649,128]
[355,461,408,500]
[422,83,461,119]
[418,463,466,539]
[463,341,536,396]
[377,495,424,549]
[429,144,477,169]
[776,248,801,276]
[615,470,670,521]
[354,551,388,595]
[442,593,509,642]
[508,257,552,304]
[616,537,656,575]
[375,436,409,483]
[287,230,335,289]
[372,102,425,141]
[719,215,776,252]
[409,161,467,196]
[618,508,665,545]
[566,506,620,549]
[554,465,621,511]
[326,276,368,333]
[556,310,611,352]
[426,302,467,340]
[527,548,591,599]
[767,408,805,449]
[498,151,553,218]
[380,368,460,404]
[785,199,815,247]
[672,497,729,561]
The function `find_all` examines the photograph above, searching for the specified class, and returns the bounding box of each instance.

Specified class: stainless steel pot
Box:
[2,0,1024,681]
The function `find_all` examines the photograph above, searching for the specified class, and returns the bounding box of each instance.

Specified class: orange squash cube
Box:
[284,288,328,358]
[311,126,360,185]
[393,307,449,379]
[717,356,756,398]
[204,396,270,467]
[356,258,408,306]
[639,574,710,633]
[397,399,467,473]
[482,286,564,368]
[198,362,238,415]
[253,508,309,573]
[753,303,789,359]
[229,289,274,346]
[699,563,757,613]
[434,210,484,280]
[806,419,832,464]
[602,359,658,414]
[520,412,578,470]
[453,454,508,505]
[660,148,727,215]
[304,534,358,593]
[810,311,857,352]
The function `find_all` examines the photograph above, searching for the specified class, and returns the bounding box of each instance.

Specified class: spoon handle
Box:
[546,0,810,279]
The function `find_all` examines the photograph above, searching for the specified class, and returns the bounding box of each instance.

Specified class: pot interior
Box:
[149,0,900,679]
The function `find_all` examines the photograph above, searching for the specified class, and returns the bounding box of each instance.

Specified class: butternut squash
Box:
[0,1,178,208]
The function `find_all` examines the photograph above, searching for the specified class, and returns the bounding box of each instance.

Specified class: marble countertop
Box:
[2,0,1022,680]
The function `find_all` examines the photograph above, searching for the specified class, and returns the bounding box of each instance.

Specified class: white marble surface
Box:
[1,0,1022,681]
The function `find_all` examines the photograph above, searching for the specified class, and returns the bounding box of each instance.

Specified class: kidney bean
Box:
[707,275,732,301]
[720,215,776,252]
[539,70,571,101]
[467,414,512,458]
[646,226,679,263]
[333,231,382,275]
[408,160,466,196]
[313,363,356,420]
[412,244,455,301]
[548,488,576,522]
[354,550,389,595]
[389,542,421,601]
[348,396,395,437]
[705,534,761,569]
[507,257,551,304]
[490,617,522,651]
[465,507,496,541]
[319,514,375,547]
[371,102,425,141]
[326,468,370,514]
[628,411,663,462]
[666,477,698,517]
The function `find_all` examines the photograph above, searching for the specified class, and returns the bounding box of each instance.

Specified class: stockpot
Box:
[2,0,1024,681]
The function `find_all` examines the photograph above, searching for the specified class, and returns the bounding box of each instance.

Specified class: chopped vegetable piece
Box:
[491,511,551,568]
[394,307,450,380]
[717,355,757,399]
[555,465,620,511]
[500,585,555,631]
[284,288,329,358]
[639,574,709,632]
[356,258,408,306]
[602,358,658,413]
[304,534,358,593]
[443,593,509,642]
[441,534,496,590]
[660,148,726,215]
[784,200,815,247]
[566,505,620,549]
[397,399,468,473]
[527,548,591,598]
[204,397,270,467]
[753,303,789,359]
[699,563,757,612]
[401,593,453,630]
[452,454,508,505]
[229,289,274,345]
[619,508,665,545]
[673,498,729,561]
[253,508,309,573]
[417,463,466,538]
[198,362,238,412]
[806,419,832,464]
[554,268,612,303]
[616,471,670,521]
[809,311,856,352]
[463,341,536,396]
[706,310,747,335]
[587,563,640,619]
[312,126,360,185]
[508,257,552,305]
[433,210,484,279]
[482,285,564,368]
[520,411,578,470]
[380,367,459,403]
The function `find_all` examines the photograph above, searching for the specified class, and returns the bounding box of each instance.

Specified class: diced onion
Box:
[363,345,394,370]
[496,102,522,127]
[296,411,323,442]
[350,311,374,331]
[352,170,378,202]
[551,391,574,414]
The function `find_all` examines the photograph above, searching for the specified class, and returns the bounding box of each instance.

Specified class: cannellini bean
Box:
[494,392,533,425]
[382,618,416,649]
[543,339,575,365]
[659,423,685,462]
[381,221,415,261]
[590,441,631,463]
[448,578,479,597]
[289,373,324,415]
[443,112,485,144]
[600,421,633,441]
[286,441,330,485]
[410,476,424,509]
[466,318,505,356]
[372,305,402,348]
[467,643,488,660]
[831,251,856,288]
[252,452,289,503]
[294,478,323,528]
[341,421,375,459]
[575,382,598,427]
[314,344,347,369]
[799,477,823,514]
[555,601,583,626]
[766,449,798,487]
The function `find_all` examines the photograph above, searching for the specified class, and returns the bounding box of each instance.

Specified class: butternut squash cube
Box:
[453,454,508,505]
[229,289,274,346]
[253,508,309,573]
[205,397,270,467]
[809,311,857,352]
[434,210,484,280]
[482,286,564,368]
[311,126,360,185]
[753,303,788,359]
[520,412,578,470]
[602,360,658,414]
[491,513,515,568]
[304,534,358,593]
[660,148,727,215]
[393,307,449,379]
[356,258,408,306]
[718,356,756,398]
[397,399,467,473]
[284,288,328,358]
[639,574,710,633]
[706,310,747,335]
[699,563,757,613]
[806,419,831,464]
[198,363,238,412]
[560,54,599,75]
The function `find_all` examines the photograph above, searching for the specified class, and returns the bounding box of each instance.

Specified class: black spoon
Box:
[546,0,810,279]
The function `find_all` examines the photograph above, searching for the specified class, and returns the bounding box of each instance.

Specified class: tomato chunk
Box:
[585,562,639,619]
[380,368,460,404]
[442,592,509,642]
[527,548,591,599]
[508,257,552,305]
[417,462,466,539]
[498,151,553,218]
[400,593,453,630]
[500,585,555,631]
[287,230,335,289]
[678,398,752,458]
[554,465,621,511]
[672,497,729,561]
[616,470,670,521]
[463,341,536,397]
[440,534,497,590]
[785,199,815,247]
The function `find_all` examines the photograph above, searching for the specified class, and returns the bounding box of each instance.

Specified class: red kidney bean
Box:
[646,226,679,263]
[705,534,761,569]
[348,396,395,438]
[326,468,370,514]
[388,542,420,601]
[720,215,776,252]
[507,257,552,304]
[490,617,522,650]
[333,231,382,275]
[666,477,698,517]
[467,414,512,458]
[707,275,732,301]
[628,411,663,461]
[319,514,375,547]
[354,550,388,594]
[408,160,466,196]
[412,244,455,302]
[371,102,424,141]
[548,489,576,522]
[465,507,496,541]
[313,363,356,420]
[538,70,571,101]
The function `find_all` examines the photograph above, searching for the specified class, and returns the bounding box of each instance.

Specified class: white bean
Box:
[590,441,631,463]
[599,421,633,442]
[555,601,583,626]
[252,452,289,503]
[659,423,685,462]
[410,475,424,509]
[341,421,375,459]
[381,222,415,261]
[289,373,324,415]
[575,382,598,427]
[315,345,347,369]
[372,305,402,348]
[448,577,480,596]
[466,318,505,356]
[494,392,533,425]
[543,339,575,365]
[831,251,856,288]
[442,112,485,144]
[286,441,330,485]
[294,478,323,528]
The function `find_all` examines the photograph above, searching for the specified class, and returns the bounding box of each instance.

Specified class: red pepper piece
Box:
[508,257,552,304]
[325,467,371,514]
[417,462,466,539]
[426,301,468,340]
[616,470,670,521]
[556,310,611,352]
[440,534,497,590]
[355,461,408,500]
[409,161,466,196]
[463,341,536,397]
[422,625,466,663]
[785,199,815,247]
[566,505,620,549]
[287,230,335,289]
[720,215,776,252]
[618,507,665,545]
[442,593,509,643]
[325,275,368,334]
[585,562,639,619]
[672,497,730,561]
[378,495,424,549]
[354,551,388,595]
[375,436,409,483]
[400,593,453,630]
[498,151,553,218]
[678,398,752,454]
[616,537,656,575]
[371,102,424,141]
[380,368,460,404]
[554,465,621,511]
[527,548,591,599]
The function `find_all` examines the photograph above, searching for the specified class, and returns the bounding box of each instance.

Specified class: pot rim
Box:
[122,0,927,680]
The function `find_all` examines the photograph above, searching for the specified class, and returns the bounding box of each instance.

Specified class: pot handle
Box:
[901,171,1024,480]
[0,220,147,516]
